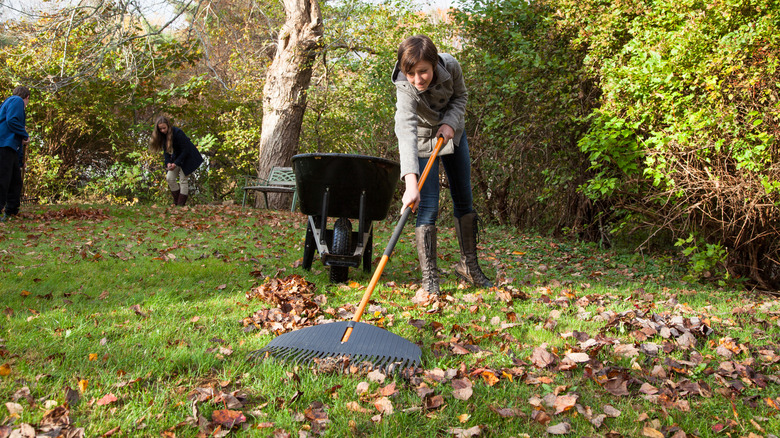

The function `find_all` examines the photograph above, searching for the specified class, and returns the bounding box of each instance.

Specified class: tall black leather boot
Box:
[178,193,188,206]
[170,189,180,205]
[453,213,493,287]
[415,225,440,295]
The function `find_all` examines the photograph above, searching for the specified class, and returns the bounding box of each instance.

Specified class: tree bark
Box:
[256,0,322,209]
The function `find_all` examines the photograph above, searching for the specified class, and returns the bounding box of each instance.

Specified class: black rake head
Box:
[248,321,421,374]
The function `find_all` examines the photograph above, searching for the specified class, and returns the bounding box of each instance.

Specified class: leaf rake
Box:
[250,137,447,373]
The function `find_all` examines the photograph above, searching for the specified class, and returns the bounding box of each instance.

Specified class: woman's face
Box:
[158,123,169,135]
[406,60,434,92]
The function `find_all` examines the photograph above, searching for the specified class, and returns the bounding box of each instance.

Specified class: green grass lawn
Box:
[1,204,778,437]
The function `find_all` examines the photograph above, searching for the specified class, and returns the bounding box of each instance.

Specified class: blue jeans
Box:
[416,132,474,226]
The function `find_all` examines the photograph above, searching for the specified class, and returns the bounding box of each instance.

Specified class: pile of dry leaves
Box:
[241,275,328,334]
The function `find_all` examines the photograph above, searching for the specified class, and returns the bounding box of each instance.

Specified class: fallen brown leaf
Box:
[345,401,370,413]
[613,344,639,358]
[564,352,590,363]
[416,383,434,399]
[212,409,246,429]
[40,405,71,428]
[5,402,23,416]
[532,409,552,425]
[374,397,393,415]
[642,426,664,438]
[451,378,473,401]
[547,422,571,435]
[101,426,121,437]
[378,382,397,397]
[303,401,330,435]
[95,394,117,406]
[603,377,630,396]
[481,371,499,386]
[447,425,483,437]
[603,405,621,417]
[129,304,147,318]
[489,405,525,418]
[530,347,556,368]
[424,394,445,411]
[356,381,369,394]
[367,369,386,383]
[272,429,291,438]
[553,394,578,415]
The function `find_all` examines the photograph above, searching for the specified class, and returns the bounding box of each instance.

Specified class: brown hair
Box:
[397,34,439,78]
[12,86,30,99]
[149,115,173,154]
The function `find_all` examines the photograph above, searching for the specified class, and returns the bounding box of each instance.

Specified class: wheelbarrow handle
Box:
[342,136,446,343]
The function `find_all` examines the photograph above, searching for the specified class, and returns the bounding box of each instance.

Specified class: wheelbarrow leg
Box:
[363,230,373,273]
[302,219,316,270]
[319,189,330,246]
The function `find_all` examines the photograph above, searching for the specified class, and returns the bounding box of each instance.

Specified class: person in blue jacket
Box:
[149,116,204,206]
[0,86,30,222]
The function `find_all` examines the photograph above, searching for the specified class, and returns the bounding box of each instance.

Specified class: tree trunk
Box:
[256,0,323,209]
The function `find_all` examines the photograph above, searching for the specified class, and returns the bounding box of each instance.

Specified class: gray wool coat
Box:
[392,53,467,178]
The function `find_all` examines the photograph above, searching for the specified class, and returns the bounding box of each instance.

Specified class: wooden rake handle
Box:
[342,136,446,343]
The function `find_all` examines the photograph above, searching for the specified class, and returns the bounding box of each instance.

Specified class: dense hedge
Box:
[556,0,780,288]
[454,0,599,233]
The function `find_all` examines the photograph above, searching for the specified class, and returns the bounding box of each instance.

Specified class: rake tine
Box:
[287,350,302,361]
[301,350,319,362]
[277,348,296,360]
[302,351,318,362]
[309,352,327,364]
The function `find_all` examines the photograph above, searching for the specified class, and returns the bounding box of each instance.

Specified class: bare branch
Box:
[5,0,203,92]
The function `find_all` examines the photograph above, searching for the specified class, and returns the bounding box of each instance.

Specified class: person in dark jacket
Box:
[392,35,492,294]
[0,86,30,222]
[149,116,204,206]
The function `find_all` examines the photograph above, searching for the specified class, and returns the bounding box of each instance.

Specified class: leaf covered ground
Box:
[1,204,779,437]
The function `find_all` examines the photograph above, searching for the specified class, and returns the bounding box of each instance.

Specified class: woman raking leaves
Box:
[392,34,492,294]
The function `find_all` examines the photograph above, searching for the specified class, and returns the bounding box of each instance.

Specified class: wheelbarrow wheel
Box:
[302,220,316,270]
[330,217,351,283]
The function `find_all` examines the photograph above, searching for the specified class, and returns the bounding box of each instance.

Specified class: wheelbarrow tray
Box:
[292,153,400,220]
[292,153,400,281]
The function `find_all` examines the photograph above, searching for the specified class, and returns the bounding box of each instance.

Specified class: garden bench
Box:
[242,166,298,211]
